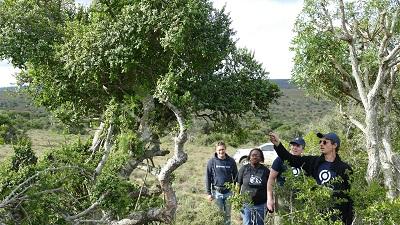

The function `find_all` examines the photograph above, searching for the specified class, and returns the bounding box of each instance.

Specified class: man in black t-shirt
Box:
[267,137,305,213]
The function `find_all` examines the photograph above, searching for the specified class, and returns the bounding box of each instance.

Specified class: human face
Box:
[249,150,262,165]
[319,138,336,154]
[216,145,226,159]
[290,143,304,156]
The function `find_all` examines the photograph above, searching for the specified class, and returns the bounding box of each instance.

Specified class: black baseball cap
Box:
[317,132,340,147]
[289,137,306,147]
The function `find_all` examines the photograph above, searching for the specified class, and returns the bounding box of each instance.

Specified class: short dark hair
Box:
[215,141,226,149]
[247,148,264,162]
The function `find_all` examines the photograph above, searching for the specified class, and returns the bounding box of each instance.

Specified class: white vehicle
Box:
[232,142,277,165]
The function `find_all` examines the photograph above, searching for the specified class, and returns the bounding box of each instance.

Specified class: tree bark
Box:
[381,68,400,199]
[364,108,380,183]
[111,101,188,225]
[91,122,105,152]
[157,101,188,223]
[94,123,114,179]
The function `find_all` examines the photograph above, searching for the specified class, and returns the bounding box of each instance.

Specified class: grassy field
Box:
[0,129,89,161]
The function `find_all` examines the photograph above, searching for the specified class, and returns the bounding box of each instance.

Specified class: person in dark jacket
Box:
[237,148,270,225]
[205,141,238,225]
[269,132,353,225]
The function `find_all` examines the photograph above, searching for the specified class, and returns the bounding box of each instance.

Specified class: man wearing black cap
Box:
[267,137,305,213]
[269,132,353,225]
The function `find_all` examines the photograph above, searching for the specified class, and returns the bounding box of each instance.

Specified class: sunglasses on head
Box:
[319,140,331,145]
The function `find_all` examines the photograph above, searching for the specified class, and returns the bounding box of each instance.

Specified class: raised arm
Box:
[269,132,303,168]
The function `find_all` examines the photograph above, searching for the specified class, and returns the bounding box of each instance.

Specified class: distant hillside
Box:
[0,82,330,132]
[266,79,329,124]
[0,87,41,112]
[270,79,297,89]
[269,89,329,126]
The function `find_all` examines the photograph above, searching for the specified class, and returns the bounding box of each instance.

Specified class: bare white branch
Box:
[320,2,334,32]
[94,123,114,179]
[64,195,105,222]
[377,12,390,59]
[369,12,391,100]
[390,8,399,34]
[119,147,169,178]
[91,122,105,151]
[110,208,165,225]
[384,44,400,63]
[388,58,400,68]
[348,37,368,108]
[338,0,352,41]
[339,104,366,134]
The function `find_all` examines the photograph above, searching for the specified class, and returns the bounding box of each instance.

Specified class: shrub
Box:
[11,138,37,171]
[0,137,164,224]
[273,165,342,225]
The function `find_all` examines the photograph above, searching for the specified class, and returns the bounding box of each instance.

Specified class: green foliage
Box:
[11,138,37,171]
[348,151,400,225]
[196,128,255,148]
[361,198,400,224]
[178,48,281,121]
[1,0,281,133]
[274,162,341,225]
[0,88,89,134]
[0,135,165,224]
[291,22,351,101]
[0,112,27,144]
[225,182,252,211]
[190,83,332,147]
[117,130,144,156]
[0,0,74,68]
[91,174,137,216]
[274,123,304,142]
[291,0,400,103]
[269,88,333,126]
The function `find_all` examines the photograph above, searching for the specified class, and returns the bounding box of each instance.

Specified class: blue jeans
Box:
[241,203,265,225]
[213,190,232,225]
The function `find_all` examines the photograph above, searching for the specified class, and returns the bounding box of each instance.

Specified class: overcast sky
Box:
[0,0,303,87]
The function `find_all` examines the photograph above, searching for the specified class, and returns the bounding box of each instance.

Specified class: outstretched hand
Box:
[269,132,280,146]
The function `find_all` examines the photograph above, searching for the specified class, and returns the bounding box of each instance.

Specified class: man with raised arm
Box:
[269,132,353,225]
[267,137,305,213]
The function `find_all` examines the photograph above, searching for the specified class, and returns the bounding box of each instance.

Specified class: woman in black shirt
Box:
[237,148,270,225]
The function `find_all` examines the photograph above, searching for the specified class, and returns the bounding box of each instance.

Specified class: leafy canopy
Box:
[0,0,280,127]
